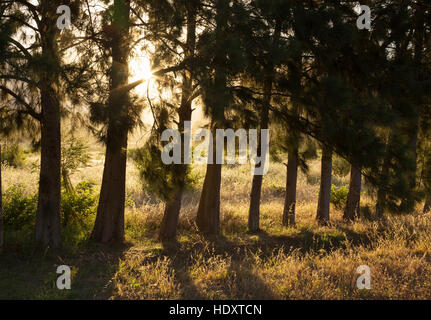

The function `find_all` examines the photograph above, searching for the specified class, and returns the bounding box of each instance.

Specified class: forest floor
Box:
[1,133,431,299]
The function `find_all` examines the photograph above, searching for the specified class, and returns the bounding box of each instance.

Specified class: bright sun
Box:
[129,56,154,96]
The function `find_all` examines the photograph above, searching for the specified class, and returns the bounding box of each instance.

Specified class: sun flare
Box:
[129,56,153,94]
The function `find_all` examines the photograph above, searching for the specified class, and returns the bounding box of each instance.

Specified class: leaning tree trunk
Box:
[0,145,3,251]
[159,2,196,241]
[316,146,333,225]
[35,3,63,248]
[343,164,362,221]
[282,150,299,227]
[91,0,130,243]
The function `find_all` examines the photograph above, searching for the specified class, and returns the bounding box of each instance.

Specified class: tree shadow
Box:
[160,239,205,299]
[160,235,276,299]
[59,242,132,299]
[0,241,131,299]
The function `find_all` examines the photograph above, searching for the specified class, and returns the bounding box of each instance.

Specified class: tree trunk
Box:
[62,168,74,194]
[343,164,362,221]
[401,8,424,212]
[158,2,196,241]
[92,130,128,243]
[249,173,263,232]
[248,21,281,233]
[316,146,332,225]
[61,167,74,227]
[424,197,431,214]
[196,164,222,235]
[0,145,3,251]
[283,150,299,227]
[35,2,63,248]
[159,189,183,240]
[91,0,130,244]
[376,152,390,219]
[196,0,228,236]
[35,88,62,248]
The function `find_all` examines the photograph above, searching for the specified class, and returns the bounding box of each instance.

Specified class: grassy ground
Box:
[1,135,431,300]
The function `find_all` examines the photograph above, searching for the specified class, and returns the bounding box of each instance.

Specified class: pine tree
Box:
[247,0,284,232]
[195,0,230,235]
[0,0,82,248]
[91,0,132,243]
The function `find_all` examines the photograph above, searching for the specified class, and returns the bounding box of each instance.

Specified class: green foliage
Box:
[61,181,98,226]
[2,184,37,229]
[330,184,349,210]
[133,142,177,202]
[61,136,90,174]
[2,179,99,230]
[1,144,27,167]
[332,156,350,178]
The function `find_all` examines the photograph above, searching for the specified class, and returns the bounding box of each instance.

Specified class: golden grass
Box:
[2,138,431,300]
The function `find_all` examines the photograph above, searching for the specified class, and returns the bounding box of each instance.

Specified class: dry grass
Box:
[1,138,431,300]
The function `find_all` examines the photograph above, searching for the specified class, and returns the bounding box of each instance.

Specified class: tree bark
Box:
[283,150,299,227]
[91,0,130,244]
[159,189,183,240]
[196,160,222,235]
[343,164,362,221]
[316,146,332,225]
[35,88,62,248]
[248,172,263,232]
[35,2,63,248]
[92,130,127,243]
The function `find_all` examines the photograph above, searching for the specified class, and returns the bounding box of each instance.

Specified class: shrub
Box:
[2,185,37,229]
[1,145,27,168]
[61,180,98,226]
[330,184,349,210]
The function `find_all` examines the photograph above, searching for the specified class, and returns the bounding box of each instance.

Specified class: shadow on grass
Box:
[161,235,276,299]
[0,241,131,300]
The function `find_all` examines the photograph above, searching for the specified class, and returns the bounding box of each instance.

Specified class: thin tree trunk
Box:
[248,21,281,233]
[91,0,130,244]
[282,150,298,227]
[401,8,424,212]
[316,146,332,225]
[62,168,74,193]
[343,164,362,221]
[424,197,431,213]
[249,173,263,232]
[376,152,390,219]
[158,2,196,241]
[0,145,3,251]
